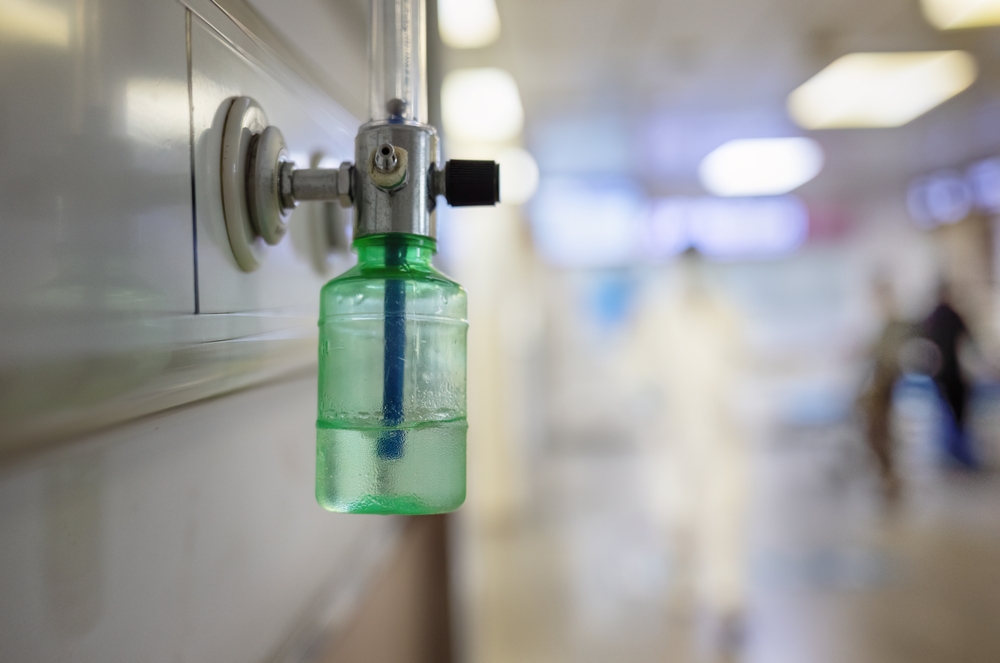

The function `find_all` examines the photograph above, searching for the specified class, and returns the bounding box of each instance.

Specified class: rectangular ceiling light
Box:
[788,51,977,129]
[699,137,824,196]
[921,0,1000,29]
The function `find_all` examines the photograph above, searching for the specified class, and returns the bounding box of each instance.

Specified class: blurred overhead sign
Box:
[529,177,809,268]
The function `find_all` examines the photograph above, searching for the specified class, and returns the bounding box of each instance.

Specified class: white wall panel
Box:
[0,0,195,444]
[0,2,393,662]
[0,376,399,663]
[0,0,362,453]
[189,12,359,314]
[0,0,194,317]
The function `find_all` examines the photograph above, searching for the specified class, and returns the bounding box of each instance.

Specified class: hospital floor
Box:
[457,423,1000,663]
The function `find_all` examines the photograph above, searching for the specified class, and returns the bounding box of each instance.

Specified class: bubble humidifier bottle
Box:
[315,0,497,514]
[316,233,468,514]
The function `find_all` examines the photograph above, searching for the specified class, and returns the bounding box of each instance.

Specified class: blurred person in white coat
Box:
[626,249,748,658]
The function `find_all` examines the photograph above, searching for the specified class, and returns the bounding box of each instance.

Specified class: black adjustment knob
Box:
[444,160,500,207]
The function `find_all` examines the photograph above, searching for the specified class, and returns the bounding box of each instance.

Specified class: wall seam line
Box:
[186,8,201,315]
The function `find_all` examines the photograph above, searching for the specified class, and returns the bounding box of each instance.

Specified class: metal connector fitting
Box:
[279,161,296,211]
[368,143,408,193]
[285,163,356,208]
[374,143,398,172]
[431,164,446,199]
[337,161,354,208]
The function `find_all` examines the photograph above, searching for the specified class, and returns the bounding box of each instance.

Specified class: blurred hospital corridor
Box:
[459,422,1000,663]
[450,247,1000,663]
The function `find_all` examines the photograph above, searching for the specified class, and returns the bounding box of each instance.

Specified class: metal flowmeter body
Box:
[354,122,438,239]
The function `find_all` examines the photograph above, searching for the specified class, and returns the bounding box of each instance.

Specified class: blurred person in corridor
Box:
[627,249,748,659]
[923,282,978,469]
[857,276,913,500]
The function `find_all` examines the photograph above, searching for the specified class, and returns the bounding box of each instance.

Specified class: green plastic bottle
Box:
[316,233,468,514]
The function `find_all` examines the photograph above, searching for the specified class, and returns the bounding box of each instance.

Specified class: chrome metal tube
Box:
[291,169,341,200]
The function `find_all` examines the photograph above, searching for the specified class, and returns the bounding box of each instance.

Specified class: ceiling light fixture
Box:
[920,0,1000,29]
[0,0,69,47]
[442,68,524,143]
[788,51,977,129]
[438,0,500,49]
[698,137,824,197]
[496,147,540,205]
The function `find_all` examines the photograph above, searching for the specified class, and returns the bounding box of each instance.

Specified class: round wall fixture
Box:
[221,96,270,272]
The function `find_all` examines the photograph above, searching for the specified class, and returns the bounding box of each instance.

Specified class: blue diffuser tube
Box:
[378,239,407,459]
